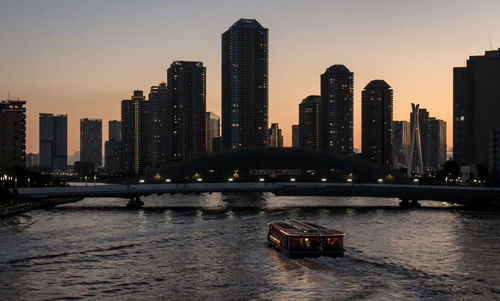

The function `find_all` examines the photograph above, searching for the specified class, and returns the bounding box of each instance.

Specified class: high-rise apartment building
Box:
[206,112,220,152]
[39,113,67,170]
[222,19,269,149]
[427,118,446,169]
[291,125,299,148]
[268,123,283,148]
[454,49,500,167]
[320,65,354,155]
[121,90,149,176]
[299,95,321,150]
[361,80,393,169]
[0,99,26,172]
[148,82,168,174]
[392,121,410,169]
[104,120,121,175]
[166,61,206,162]
[80,118,102,167]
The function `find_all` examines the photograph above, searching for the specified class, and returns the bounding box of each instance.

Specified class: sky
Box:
[1,0,500,155]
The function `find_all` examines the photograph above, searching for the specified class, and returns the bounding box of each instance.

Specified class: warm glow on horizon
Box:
[2,1,500,155]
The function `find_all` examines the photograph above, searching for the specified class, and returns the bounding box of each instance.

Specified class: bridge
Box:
[17,182,500,208]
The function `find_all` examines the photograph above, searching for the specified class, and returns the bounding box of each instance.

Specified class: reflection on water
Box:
[0,193,499,300]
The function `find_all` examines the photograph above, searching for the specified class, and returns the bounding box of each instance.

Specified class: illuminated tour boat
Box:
[267,219,344,258]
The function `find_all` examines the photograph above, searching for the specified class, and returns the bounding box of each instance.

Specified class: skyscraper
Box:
[222,18,269,150]
[148,82,168,174]
[299,95,321,150]
[292,125,299,148]
[361,80,393,169]
[454,49,500,167]
[206,112,220,152]
[105,120,121,175]
[0,99,26,172]
[80,118,102,167]
[320,65,354,155]
[428,118,446,169]
[392,121,410,169]
[121,90,149,176]
[268,123,283,148]
[166,61,206,162]
[39,113,67,170]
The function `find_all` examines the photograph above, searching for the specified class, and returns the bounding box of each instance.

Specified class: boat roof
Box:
[270,219,344,236]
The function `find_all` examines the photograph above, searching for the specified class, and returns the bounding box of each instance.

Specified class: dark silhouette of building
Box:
[299,95,321,150]
[428,118,446,169]
[105,120,121,175]
[148,82,168,175]
[80,118,102,167]
[320,65,353,155]
[292,125,299,148]
[361,80,393,169]
[39,113,67,170]
[108,120,121,142]
[121,90,148,176]
[454,49,500,167]
[222,18,269,150]
[166,61,206,162]
[25,152,39,168]
[206,112,220,152]
[392,121,410,169]
[489,128,500,183]
[268,123,283,147]
[0,99,26,171]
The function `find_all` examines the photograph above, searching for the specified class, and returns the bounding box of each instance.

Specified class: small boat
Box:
[267,219,344,258]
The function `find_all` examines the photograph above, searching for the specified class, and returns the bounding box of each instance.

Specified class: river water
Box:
[1,193,500,300]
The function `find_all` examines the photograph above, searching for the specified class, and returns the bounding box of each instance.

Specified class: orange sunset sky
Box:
[1,0,500,156]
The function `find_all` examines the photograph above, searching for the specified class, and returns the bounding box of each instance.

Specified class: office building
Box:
[121,90,149,175]
[108,120,121,141]
[25,153,39,168]
[299,95,321,150]
[320,65,354,155]
[0,99,26,171]
[148,82,168,174]
[268,123,283,148]
[392,121,410,169]
[454,49,500,167]
[292,125,299,148]
[166,61,206,162]
[222,18,269,149]
[428,118,447,169]
[39,113,67,170]
[80,118,102,167]
[361,80,393,169]
[206,112,220,152]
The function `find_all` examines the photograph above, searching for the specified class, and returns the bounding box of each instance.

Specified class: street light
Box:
[259,178,265,182]
[377,178,383,183]
[139,179,145,183]
[165,178,171,183]
[290,178,296,182]
[228,178,234,182]
[321,178,327,182]
[347,178,353,183]
[197,178,203,182]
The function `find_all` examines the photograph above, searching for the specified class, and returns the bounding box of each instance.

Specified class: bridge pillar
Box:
[399,198,421,209]
[126,196,144,209]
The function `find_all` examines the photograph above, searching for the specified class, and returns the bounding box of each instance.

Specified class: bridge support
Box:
[399,199,421,209]
[126,197,144,209]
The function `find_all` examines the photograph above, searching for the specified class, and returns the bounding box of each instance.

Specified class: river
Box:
[1,193,499,300]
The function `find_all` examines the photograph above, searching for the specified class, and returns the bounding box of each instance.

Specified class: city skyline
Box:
[2,1,500,154]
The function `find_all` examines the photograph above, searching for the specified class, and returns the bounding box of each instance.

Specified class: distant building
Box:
[206,112,220,152]
[68,151,80,166]
[0,99,26,171]
[392,121,410,169]
[80,118,102,167]
[454,49,500,167]
[291,125,299,148]
[39,113,67,170]
[148,82,168,175]
[25,153,39,168]
[105,120,121,175]
[361,80,393,169]
[268,123,283,148]
[489,128,500,183]
[166,61,206,162]
[121,90,149,176]
[299,95,321,150]
[320,65,353,155]
[108,120,121,142]
[427,118,446,169]
[222,19,269,149]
